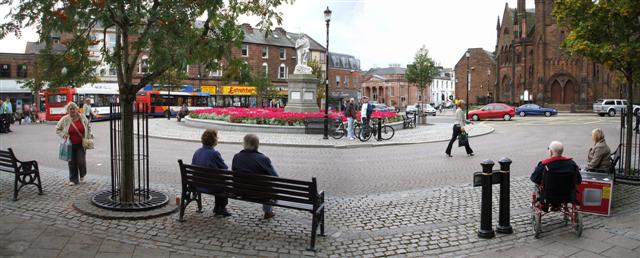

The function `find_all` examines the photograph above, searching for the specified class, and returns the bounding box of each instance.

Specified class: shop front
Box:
[217,86,257,107]
[262,86,288,108]
[0,79,34,112]
[329,90,360,111]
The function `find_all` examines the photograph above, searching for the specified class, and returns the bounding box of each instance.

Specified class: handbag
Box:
[458,131,469,147]
[58,139,72,161]
[70,119,95,150]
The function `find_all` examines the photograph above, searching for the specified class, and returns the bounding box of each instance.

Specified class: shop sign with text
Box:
[221,86,257,95]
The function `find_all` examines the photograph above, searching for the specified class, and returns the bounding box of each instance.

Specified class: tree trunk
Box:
[624,75,634,176]
[119,91,136,203]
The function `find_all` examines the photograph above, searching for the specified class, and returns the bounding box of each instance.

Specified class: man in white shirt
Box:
[360,96,373,138]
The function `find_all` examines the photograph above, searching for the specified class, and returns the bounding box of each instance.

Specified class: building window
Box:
[17,64,27,78]
[279,48,286,59]
[278,64,287,79]
[344,75,349,87]
[0,64,10,77]
[262,46,268,59]
[241,44,249,57]
[139,56,149,74]
[262,63,268,76]
[320,54,325,64]
[335,75,340,88]
[389,88,394,96]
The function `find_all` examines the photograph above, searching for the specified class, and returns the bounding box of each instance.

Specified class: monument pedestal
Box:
[284,74,319,113]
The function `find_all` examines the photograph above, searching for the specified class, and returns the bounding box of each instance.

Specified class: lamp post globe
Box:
[323,6,331,139]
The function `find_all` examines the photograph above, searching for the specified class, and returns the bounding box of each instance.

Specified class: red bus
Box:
[136,88,211,117]
[44,86,119,121]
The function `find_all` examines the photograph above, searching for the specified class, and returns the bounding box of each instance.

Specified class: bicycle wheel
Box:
[329,123,345,139]
[380,125,395,140]
[358,124,373,142]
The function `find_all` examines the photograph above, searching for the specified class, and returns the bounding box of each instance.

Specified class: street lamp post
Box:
[323,6,331,140]
[466,50,470,117]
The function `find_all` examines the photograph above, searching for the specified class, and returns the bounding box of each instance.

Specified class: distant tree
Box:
[554,0,640,175]
[406,46,439,109]
[308,59,325,106]
[0,0,290,202]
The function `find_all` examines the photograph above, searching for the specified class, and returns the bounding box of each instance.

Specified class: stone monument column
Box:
[285,35,319,113]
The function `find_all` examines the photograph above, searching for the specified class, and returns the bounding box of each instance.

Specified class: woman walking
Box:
[345,98,357,140]
[445,100,474,157]
[56,102,91,185]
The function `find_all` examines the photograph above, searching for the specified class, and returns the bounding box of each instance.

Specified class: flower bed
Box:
[190,108,402,126]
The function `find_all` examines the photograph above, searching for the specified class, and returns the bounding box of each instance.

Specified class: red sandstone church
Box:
[457,0,623,110]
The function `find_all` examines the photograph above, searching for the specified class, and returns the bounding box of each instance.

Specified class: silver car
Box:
[593,99,639,117]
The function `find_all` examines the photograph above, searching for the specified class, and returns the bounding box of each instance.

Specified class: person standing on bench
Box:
[191,129,231,217]
[232,134,279,220]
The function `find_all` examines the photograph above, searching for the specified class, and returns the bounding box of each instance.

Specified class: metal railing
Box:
[617,110,640,184]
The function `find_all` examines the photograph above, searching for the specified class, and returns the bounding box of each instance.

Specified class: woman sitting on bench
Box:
[585,128,611,172]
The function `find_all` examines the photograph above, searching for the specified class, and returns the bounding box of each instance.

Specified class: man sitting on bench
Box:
[530,141,582,210]
[232,134,279,219]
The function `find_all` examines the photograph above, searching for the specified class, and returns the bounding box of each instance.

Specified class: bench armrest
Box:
[16,160,39,174]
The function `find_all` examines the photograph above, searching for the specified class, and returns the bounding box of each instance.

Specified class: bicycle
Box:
[355,118,395,142]
[329,118,347,139]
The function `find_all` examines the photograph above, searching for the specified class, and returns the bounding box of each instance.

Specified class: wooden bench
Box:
[0,148,43,201]
[402,114,416,129]
[177,160,326,251]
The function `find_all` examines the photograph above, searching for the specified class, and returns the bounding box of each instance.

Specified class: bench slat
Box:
[182,164,313,186]
[186,181,313,204]
[184,173,313,199]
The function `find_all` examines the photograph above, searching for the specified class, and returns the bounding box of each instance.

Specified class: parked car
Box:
[592,99,640,117]
[373,103,389,112]
[467,103,516,121]
[405,103,436,116]
[515,104,558,117]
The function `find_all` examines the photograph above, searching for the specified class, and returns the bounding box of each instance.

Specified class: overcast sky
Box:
[0,0,533,70]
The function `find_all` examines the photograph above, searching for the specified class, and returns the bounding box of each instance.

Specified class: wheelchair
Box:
[531,169,583,238]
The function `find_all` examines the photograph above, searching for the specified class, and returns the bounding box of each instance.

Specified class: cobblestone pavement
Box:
[144,118,494,148]
[2,167,640,257]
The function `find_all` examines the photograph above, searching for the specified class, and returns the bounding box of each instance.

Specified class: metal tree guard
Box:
[616,109,640,185]
[92,103,169,211]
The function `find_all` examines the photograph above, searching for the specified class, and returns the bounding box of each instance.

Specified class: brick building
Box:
[0,53,38,110]
[454,48,497,105]
[361,65,423,111]
[493,0,620,110]
[327,52,362,108]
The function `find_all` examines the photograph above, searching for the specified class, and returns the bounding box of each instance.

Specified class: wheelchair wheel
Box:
[575,213,583,237]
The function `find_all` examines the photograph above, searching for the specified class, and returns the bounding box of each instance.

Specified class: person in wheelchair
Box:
[530,141,582,211]
[585,128,611,172]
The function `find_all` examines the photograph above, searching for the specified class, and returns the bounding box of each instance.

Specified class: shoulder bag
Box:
[70,119,94,150]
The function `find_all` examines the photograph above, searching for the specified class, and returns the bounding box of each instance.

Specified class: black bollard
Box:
[478,160,496,239]
[377,119,382,141]
[497,157,513,234]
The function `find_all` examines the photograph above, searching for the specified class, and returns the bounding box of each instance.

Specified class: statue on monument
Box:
[294,35,312,74]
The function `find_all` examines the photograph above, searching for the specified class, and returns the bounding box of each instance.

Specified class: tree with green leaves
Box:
[554,0,640,175]
[406,46,439,110]
[0,0,290,203]
[308,59,325,107]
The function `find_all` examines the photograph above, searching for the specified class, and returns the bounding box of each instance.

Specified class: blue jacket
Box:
[232,150,278,177]
[192,145,228,170]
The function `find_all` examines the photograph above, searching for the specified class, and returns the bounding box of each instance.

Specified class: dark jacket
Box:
[192,145,228,170]
[530,156,582,185]
[345,103,357,118]
[192,145,228,193]
[232,150,278,177]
